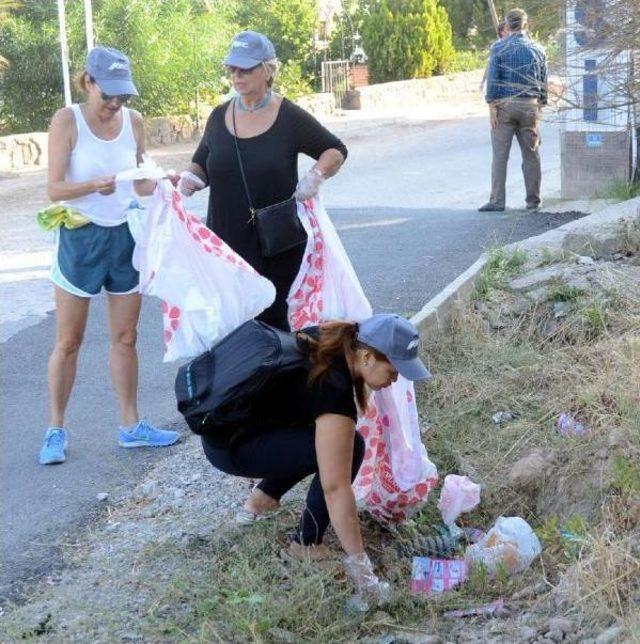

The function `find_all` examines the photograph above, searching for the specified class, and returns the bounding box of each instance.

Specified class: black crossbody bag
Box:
[231,100,307,258]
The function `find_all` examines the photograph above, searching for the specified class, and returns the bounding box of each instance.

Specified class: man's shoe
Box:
[478,202,505,212]
[526,203,541,211]
[39,427,68,465]
[118,419,180,448]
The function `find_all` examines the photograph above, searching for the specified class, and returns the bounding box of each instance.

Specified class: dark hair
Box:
[299,321,388,412]
[506,8,527,32]
[498,21,508,38]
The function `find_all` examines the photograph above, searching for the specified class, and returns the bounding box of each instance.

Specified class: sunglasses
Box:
[100,91,132,104]
[89,76,132,104]
[226,63,263,76]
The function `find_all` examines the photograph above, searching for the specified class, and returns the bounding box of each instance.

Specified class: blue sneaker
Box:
[118,419,180,448]
[39,428,68,465]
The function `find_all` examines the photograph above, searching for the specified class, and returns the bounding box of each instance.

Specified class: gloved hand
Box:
[178,171,206,197]
[295,168,325,202]
[343,552,391,609]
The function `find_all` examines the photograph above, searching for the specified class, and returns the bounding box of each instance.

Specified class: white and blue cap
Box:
[357,314,432,381]
[224,31,277,69]
[86,46,138,96]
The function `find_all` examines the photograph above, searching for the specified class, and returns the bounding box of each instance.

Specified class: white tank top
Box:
[66,104,138,226]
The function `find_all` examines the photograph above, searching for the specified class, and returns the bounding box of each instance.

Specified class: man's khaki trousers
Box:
[490,98,541,208]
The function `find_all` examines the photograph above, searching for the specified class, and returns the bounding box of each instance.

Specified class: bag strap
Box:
[231,100,256,223]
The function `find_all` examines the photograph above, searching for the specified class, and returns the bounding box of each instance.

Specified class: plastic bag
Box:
[438,474,481,527]
[288,197,438,522]
[465,516,542,576]
[127,182,275,362]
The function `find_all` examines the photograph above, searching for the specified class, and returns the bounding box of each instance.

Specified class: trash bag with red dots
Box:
[127,182,275,362]
[288,197,438,523]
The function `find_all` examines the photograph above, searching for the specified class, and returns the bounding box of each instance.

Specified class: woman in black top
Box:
[179,31,348,330]
[201,313,433,604]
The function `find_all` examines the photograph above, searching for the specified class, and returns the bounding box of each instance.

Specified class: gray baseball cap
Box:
[86,46,138,96]
[357,314,432,381]
[224,31,276,69]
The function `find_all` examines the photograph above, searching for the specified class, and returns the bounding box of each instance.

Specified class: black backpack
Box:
[175,320,307,438]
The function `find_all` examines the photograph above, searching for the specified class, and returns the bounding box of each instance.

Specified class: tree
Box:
[232,0,318,66]
[360,0,455,84]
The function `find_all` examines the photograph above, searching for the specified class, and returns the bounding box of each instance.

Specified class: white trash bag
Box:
[288,197,438,522]
[465,516,542,576]
[128,181,275,362]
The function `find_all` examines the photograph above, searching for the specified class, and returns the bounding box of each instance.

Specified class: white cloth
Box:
[288,197,438,522]
[66,104,137,226]
[127,182,275,362]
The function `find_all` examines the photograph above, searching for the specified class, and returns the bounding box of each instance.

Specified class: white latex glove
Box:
[295,168,325,201]
[178,171,206,197]
[343,552,391,611]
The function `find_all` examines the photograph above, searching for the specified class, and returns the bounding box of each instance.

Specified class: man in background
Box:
[479,8,548,212]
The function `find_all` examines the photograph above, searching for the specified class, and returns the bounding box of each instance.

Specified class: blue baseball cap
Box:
[357,314,432,381]
[86,46,138,96]
[224,31,276,69]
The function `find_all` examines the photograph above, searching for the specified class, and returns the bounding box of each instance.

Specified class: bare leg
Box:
[48,287,91,427]
[107,292,142,427]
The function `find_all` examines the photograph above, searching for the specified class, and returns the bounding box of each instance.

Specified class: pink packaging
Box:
[411,557,468,593]
[438,474,481,526]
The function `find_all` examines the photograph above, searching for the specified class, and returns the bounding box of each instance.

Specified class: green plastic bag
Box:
[37,204,91,231]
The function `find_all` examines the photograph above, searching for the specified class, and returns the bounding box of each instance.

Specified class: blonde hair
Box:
[74,71,92,94]
[262,58,279,88]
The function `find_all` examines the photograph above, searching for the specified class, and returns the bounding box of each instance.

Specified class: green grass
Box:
[448,48,487,73]
[598,178,640,202]
[474,247,528,297]
[548,284,585,302]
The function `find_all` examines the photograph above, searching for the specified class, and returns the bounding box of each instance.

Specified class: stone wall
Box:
[144,115,199,147]
[0,132,48,173]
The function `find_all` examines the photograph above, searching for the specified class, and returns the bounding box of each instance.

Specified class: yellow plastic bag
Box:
[37,204,91,231]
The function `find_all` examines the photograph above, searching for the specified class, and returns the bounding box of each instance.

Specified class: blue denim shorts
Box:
[51,222,139,297]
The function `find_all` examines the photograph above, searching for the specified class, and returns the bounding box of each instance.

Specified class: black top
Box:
[192,98,348,271]
[250,329,358,430]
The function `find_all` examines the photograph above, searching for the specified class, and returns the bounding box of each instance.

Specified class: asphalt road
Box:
[1,110,583,600]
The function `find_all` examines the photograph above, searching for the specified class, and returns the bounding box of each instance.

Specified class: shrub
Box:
[360,0,455,84]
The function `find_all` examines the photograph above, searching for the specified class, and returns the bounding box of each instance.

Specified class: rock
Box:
[595,625,623,644]
[537,638,555,644]
[508,450,555,491]
[518,627,538,641]
[119,633,143,642]
[509,265,567,292]
[576,255,595,265]
[173,488,185,500]
[547,617,575,634]
[96,492,109,501]
[140,480,158,499]
[545,630,564,643]
[492,410,519,424]
[553,301,571,318]
[267,627,297,643]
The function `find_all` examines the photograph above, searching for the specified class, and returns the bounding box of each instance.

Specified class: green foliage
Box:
[442,0,562,47]
[275,61,313,99]
[610,454,640,494]
[0,15,63,132]
[448,48,487,72]
[600,178,640,202]
[548,284,586,302]
[68,0,235,117]
[536,515,590,563]
[232,0,318,66]
[360,0,455,83]
[474,247,528,296]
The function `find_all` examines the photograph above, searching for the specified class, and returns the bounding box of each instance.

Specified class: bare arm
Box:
[130,110,157,196]
[312,148,344,179]
[47,107,115,201]
[315,413,364,555]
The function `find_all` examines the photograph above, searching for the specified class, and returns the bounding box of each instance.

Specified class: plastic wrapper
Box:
[465,516,542,576]
[438,474,481,527]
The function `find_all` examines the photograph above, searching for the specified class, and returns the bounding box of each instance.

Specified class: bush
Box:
[0,15,64,132]
[360,0,455,84]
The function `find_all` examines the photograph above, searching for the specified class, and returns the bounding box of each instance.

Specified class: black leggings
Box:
[201,426,365,545]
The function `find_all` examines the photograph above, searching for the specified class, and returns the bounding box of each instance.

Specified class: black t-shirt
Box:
[192,98,348,272]
[250,330,358,430]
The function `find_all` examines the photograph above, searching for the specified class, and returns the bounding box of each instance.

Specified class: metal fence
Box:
[321,60,351,106]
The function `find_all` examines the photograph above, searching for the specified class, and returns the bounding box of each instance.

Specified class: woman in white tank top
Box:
[40,46,179,466]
